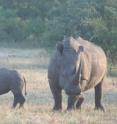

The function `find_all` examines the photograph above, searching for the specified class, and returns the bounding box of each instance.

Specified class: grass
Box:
[0,46,116,124]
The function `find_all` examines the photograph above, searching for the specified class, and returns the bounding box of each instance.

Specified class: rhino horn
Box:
[73,46,84,84]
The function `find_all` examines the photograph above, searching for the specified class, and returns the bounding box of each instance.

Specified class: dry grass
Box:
[0,47,116,124]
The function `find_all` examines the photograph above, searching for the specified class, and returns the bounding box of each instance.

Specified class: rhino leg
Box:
[12,96,18,108]
[49,79,62,110]
[76,95,84,109]
[67,96,77,110]
[19,94,25,108]
[12,93,20,108]
[12,93,25,108]
[94,82,105,111]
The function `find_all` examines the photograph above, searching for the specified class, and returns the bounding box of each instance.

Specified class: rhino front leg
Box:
[95,82,105,111]
[76,95,84,109]
[53,89,62,111]
[67,95,84,110]
[67,96,78,110]
[49,79,62,111]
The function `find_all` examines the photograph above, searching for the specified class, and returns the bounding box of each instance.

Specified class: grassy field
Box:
[0,46,116,124]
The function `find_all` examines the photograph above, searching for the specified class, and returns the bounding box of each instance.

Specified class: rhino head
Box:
[57,37,84,96]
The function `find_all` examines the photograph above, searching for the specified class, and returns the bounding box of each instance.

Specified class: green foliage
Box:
[0,0,116,62]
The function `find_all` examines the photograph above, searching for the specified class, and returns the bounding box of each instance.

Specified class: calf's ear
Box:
[57,42,63,55]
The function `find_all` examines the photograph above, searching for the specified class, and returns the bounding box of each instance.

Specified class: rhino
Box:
[48,37,107,111]
[0,68,27,108]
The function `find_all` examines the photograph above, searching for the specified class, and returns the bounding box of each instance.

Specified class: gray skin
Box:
[48,37,107,111]
[0,68,27,108]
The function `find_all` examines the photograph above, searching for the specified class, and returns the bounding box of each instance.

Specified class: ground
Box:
[0,46,116,124]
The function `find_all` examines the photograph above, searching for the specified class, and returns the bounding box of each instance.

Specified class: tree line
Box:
[0,0,116,63]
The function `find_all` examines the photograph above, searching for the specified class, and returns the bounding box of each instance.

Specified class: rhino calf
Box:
[0,68,26,108]
[48,37,107,111]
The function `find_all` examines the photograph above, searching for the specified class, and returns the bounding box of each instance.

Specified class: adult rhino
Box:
[0,68,27,108]
[48,37,107,111]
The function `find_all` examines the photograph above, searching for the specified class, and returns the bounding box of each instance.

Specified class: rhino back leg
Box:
[49,78,62,110]
[11,85,25,108]
[10,80,25,108]
[18,94,25,108]
[12,93,25,108]
[94,81,105,111]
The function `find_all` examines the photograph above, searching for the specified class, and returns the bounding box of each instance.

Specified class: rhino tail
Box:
[23,76,27,96]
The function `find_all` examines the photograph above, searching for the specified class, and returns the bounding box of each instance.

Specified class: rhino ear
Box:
[77,45,84,54]
[79,46,84,52]
[57,42,63,55]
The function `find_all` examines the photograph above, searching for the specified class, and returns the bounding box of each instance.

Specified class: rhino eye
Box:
[72,67,76,75]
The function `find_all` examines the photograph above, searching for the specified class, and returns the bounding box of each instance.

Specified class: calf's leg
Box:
[12,93,25,108]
